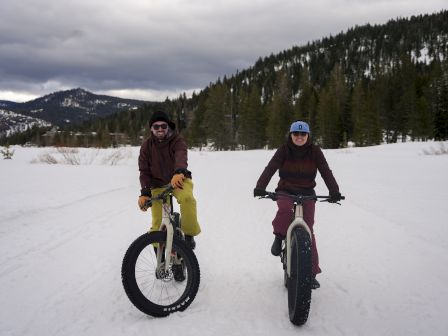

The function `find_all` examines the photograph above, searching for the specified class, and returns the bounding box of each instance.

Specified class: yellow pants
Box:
[150,179,201,236]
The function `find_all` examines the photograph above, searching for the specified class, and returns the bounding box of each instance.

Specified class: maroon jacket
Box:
[256,138,339,195]
[138,132,191,194]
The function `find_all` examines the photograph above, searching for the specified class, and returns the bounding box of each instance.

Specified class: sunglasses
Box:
[152,123,168,130]
[291,131,308,137]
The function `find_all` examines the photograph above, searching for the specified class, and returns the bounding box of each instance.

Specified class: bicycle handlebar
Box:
[258,191,345,204]
[143,185,174,208]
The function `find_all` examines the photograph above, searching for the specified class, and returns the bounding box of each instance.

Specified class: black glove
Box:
[328,191,342,203]
[253,188,267,197]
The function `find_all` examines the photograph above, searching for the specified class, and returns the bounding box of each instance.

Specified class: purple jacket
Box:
[256,138,339,195]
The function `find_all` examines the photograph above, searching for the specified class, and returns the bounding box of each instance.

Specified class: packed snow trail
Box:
[1,143,448,336]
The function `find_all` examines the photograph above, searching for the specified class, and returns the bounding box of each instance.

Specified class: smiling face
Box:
[151,122,169,139]
[291,131,309,146]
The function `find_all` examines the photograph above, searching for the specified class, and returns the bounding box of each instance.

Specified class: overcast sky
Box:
[0,0,446,102]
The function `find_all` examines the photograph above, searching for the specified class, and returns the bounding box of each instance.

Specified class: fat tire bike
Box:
[122,185,200,317]
[257,191,344,326]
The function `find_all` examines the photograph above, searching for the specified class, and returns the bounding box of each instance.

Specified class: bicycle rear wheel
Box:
[287,226,312,325]
[121,231,200,316]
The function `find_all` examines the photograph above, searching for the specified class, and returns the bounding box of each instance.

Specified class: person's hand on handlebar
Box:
[328,191,342,203]
[253,188,268,197]
[171,173,185,189]
[138,195,151,211]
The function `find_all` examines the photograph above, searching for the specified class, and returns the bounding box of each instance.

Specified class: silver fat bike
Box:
[258,191,344,326]
[122,186,200,317]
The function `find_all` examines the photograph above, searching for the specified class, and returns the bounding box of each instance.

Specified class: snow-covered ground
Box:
[1,142,447,336]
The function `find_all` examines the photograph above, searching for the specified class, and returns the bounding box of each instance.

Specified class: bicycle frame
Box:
[148,187,180,273]
[285,201,312,278]
[157,197,175,272]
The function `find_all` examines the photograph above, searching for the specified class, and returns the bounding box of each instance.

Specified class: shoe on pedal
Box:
[185,235,196,250]
[172,262,186,282]
[311,277,320,290]
[271,236,283,256]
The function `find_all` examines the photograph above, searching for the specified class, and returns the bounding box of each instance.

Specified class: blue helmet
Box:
[290,121,310,133]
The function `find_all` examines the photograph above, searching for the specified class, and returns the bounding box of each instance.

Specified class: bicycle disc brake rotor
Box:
[155,262,173,281]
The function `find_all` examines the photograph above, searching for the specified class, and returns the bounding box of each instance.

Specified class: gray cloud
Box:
[0,0,446,101]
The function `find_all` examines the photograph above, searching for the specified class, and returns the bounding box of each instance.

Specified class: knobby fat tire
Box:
[121,231,200,316]
[288,226,312,326]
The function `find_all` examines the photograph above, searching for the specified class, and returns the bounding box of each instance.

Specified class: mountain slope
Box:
[7,88,146,127]
[0,109,52,138]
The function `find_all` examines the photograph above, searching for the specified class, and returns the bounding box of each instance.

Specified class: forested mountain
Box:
[181,10,448,149]
[0,88,149,145]
[2,10,448,148]
[0,100,19,109]
[9,88,145,126]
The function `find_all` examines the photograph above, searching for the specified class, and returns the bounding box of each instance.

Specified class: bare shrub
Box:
[101,148,132,165]
[422,143,448,155]
[57,147,80,165]
[32,147,132,165]
[33,153,58,164]
[84,148,100,165]
[1,145,15,159]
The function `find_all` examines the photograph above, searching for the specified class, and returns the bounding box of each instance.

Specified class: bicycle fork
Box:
[157,203,174,273]
[285,203,312,277]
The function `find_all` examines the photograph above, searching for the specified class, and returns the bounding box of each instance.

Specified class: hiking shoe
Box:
[185,235,196,250]
[271,236,283,256]
[172,263,186,282]
[311,277,320,290]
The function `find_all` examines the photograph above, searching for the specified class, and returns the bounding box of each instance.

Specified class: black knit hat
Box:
[149,110,176,130]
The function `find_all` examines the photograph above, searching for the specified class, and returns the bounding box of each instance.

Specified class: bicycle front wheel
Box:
[287,226,312,325]
[121,232,200,317]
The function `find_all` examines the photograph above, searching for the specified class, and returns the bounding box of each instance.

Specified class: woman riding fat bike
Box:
[254,120,343,289]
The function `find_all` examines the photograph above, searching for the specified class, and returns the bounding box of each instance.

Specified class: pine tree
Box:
[365,85,382,145]
[408,93,432,141]
[433,67,448,140]
[186,97,207,149]
[352,80,382,146]
[316,64,347,148]
[239,86,266,149]
[203,82,232,150]
[396,55,417,141]
[351,80,367,146]
[266,70,294,148]
[97,124,111,148]
[294,66,318,128]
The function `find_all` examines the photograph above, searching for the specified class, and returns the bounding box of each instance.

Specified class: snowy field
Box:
[1,141,448,336]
